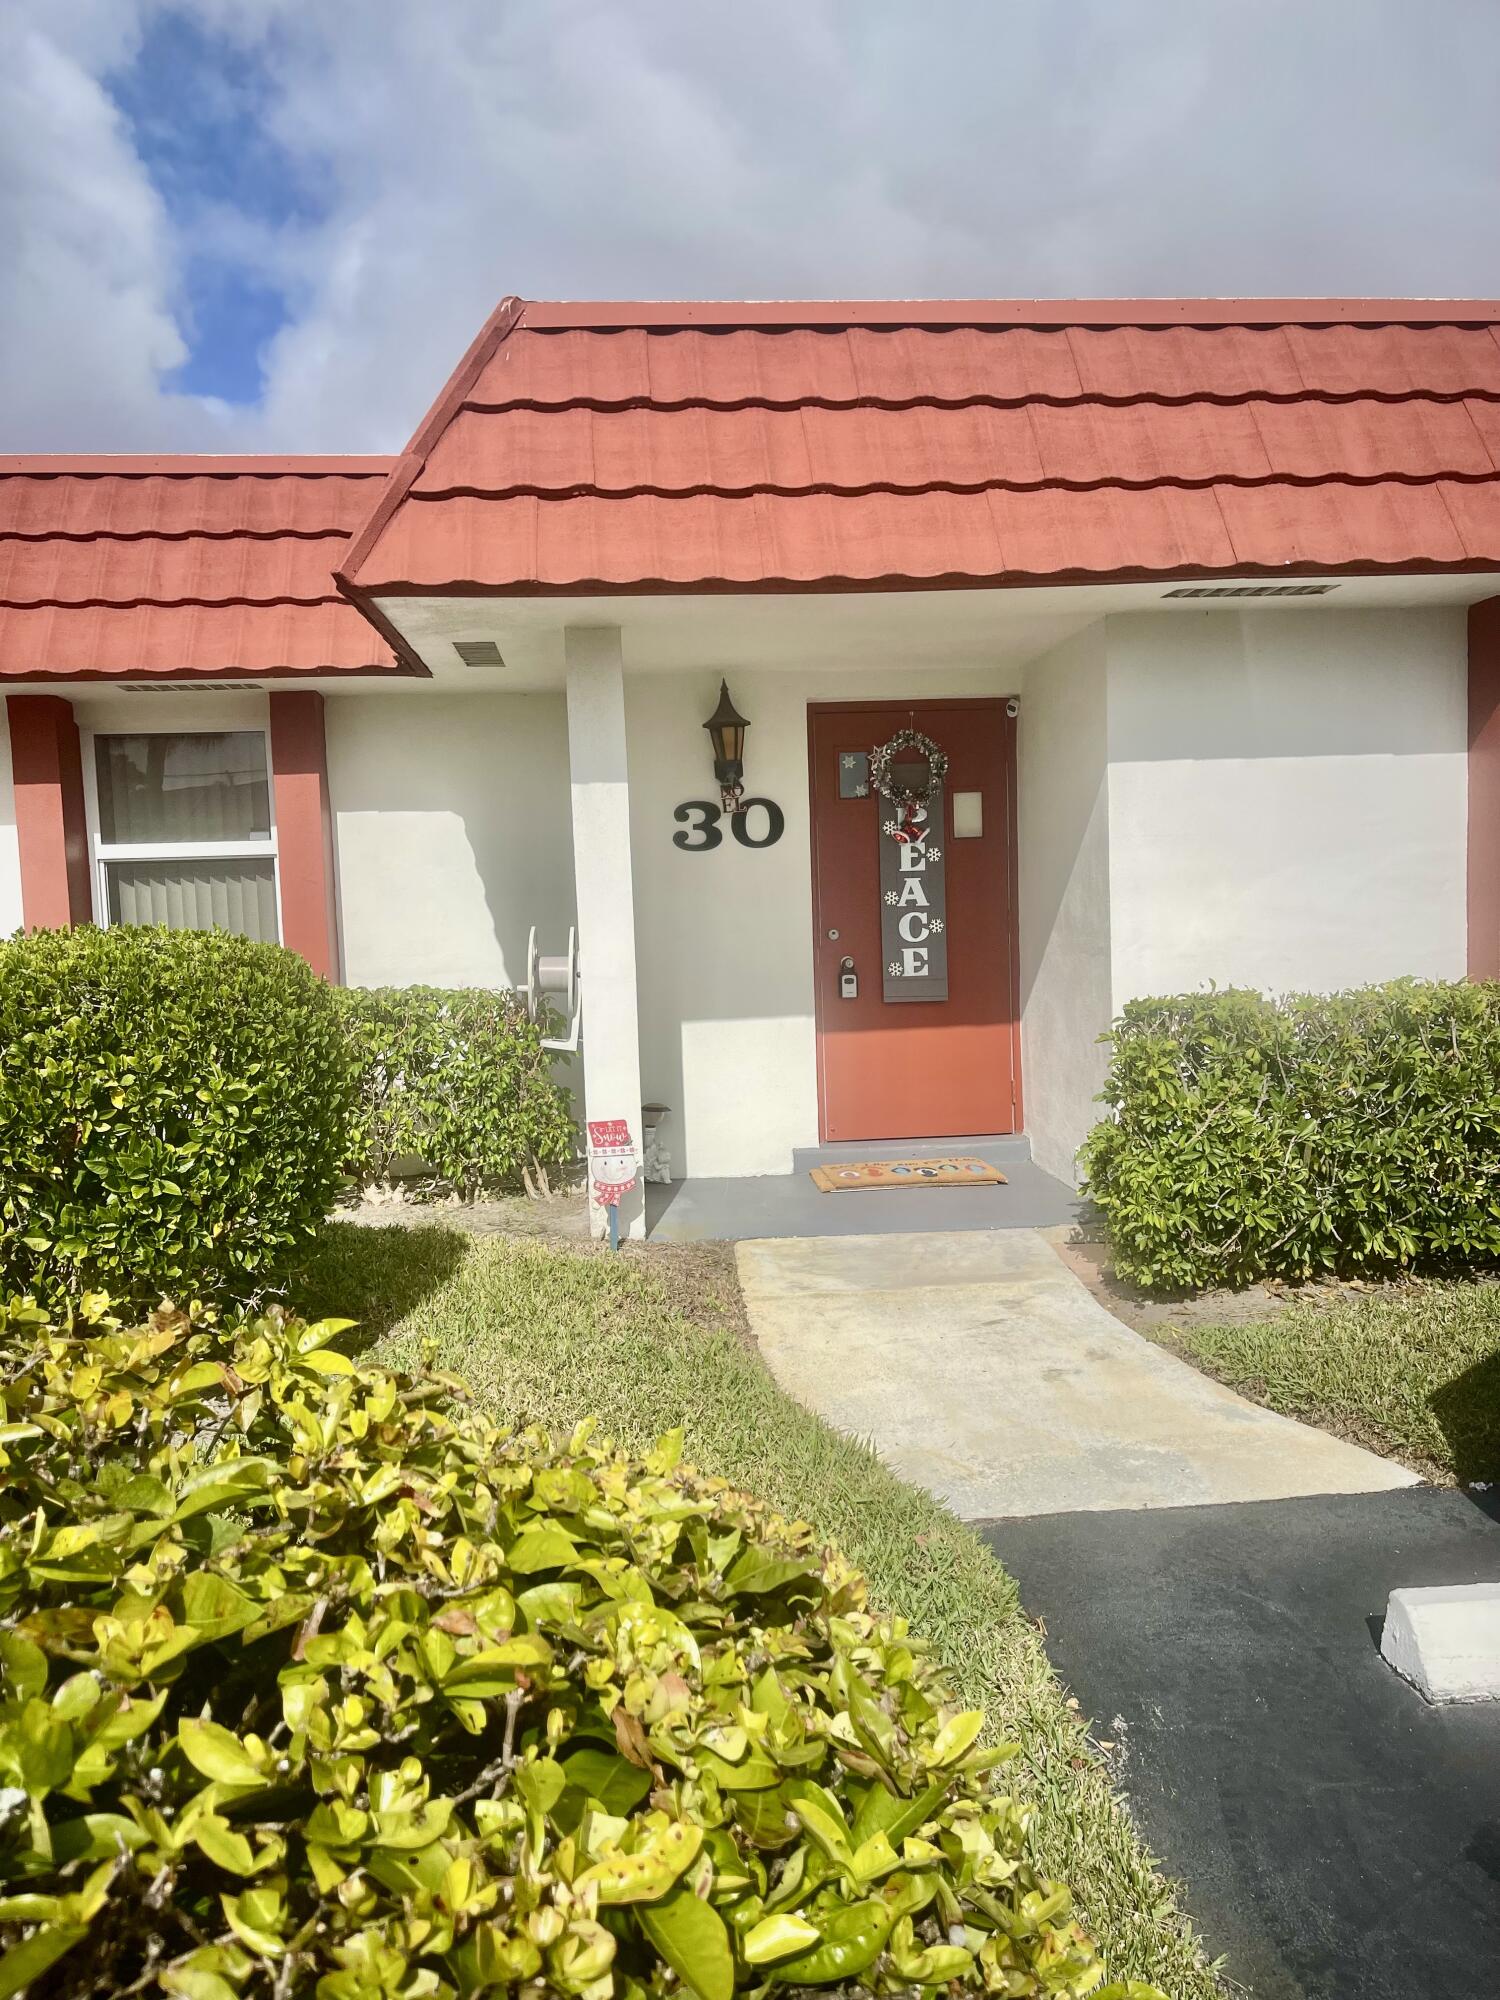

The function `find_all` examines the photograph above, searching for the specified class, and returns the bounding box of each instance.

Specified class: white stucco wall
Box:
[327,692,576,988]
[319,673,1013,1181]
[1017,605,1471,1187]
[625,672,818,1180]
[1106,608,1469,999]
[625,664,1010,1178]
[1016,626,1113,1186]
[315,601,1469,1191]
[0,704,22,935]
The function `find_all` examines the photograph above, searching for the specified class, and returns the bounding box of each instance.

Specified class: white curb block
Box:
[1380,1583,1500,1703]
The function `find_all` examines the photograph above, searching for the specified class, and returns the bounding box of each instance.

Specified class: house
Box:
[4,295,1500,1235]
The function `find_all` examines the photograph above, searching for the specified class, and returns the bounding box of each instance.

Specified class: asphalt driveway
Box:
[982,1486,1500,2000]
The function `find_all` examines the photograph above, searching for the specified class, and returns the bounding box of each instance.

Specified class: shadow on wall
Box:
[1013,627,1113,1187]
[328,694,577,990]
[1016,629,1109,1024]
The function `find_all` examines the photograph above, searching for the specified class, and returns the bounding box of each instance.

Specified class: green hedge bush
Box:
[339,986,577,1197]
[0,926,356,1314]
[0,1296,1148,2000]
[1079,979,1500,1293]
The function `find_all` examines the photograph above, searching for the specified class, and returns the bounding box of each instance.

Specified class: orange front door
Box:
[809,699,1020,1142]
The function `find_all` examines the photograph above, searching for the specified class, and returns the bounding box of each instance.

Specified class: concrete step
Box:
[791,1133,1033,1173]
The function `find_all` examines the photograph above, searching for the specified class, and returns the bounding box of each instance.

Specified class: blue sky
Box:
[106,12,321,404]
[3,0,1498,454]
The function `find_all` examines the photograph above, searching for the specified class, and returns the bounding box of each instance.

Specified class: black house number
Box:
[672,798,785,851]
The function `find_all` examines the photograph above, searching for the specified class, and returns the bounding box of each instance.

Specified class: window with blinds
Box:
[90,731,281,945]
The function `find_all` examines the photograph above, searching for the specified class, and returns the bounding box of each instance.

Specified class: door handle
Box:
[839,957,858,1001]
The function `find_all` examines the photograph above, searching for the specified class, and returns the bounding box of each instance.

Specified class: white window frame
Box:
[82,722,285,943]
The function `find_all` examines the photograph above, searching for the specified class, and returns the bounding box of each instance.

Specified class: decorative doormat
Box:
[809,1157,1008,1193]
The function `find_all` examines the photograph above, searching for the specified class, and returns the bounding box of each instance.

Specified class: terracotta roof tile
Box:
[0,601,394,677]
[463,319,1500,411]
[362,486,1241,588]
[1212,480,1470,569]
[1244,397,1496,480]
[0,471,382,540]
[0,458,408,678]
[342,300,1500,594]
[1460,397,1500,462]
[416,395,1500,496]
[0,532,352,607]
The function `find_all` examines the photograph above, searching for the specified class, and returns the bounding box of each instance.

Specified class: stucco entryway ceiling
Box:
[371,571,1500,693]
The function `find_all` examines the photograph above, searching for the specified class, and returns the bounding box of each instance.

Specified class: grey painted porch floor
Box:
[733,1230,1420,1519]
[644,1149,1082,1241]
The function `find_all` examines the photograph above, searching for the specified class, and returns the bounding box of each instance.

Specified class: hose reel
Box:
[525,925,580,1050]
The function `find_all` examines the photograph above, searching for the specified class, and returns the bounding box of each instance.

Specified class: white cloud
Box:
[3,0,1499,453]
[0,6,243,450]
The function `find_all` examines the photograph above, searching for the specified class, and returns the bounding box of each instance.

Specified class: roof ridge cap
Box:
[336,296,527,593]
[513,297,1500,331]
[0,455,398,477]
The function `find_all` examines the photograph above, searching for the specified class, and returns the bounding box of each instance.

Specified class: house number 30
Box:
[672,798,785,851]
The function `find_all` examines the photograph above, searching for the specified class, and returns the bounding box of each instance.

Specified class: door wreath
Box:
[869,727,949,843]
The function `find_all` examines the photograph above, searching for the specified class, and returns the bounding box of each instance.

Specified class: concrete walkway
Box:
[736,1229,1421,1519]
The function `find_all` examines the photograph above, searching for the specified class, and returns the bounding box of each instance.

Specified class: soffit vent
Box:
[1162,583,1338,600]
[121,681,265,693]
[453,639,506,668]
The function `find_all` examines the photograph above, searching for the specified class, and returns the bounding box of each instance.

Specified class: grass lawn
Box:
[299,1220,1221,2000]
[1170,1278,1500,1486]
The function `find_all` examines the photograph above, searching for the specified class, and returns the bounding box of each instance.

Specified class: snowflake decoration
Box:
[884,889,899,906]
[841,752,860,769]
[887,961,902,978]
[927,845,943,862]
[853,783,868,797]
[882,819,899,838]
[930,918,945,935]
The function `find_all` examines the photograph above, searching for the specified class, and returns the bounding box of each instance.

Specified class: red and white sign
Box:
[586,1118,637,1204]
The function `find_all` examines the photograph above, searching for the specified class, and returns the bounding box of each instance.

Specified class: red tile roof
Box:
[0,458,409,679]
[11,303,1500,682]
[339,298,1500,595]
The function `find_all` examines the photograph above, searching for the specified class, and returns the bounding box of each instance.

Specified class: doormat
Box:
[809,1157,1008,1193]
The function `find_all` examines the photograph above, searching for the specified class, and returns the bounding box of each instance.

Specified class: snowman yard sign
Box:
[586,1118,638,1249]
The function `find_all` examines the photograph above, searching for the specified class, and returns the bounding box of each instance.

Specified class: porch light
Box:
[704,678,750,814]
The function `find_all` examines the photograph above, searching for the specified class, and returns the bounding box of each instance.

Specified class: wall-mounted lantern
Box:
[703,678,750,814]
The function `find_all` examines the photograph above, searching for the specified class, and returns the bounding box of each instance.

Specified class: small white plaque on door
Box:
[953,790,983,838]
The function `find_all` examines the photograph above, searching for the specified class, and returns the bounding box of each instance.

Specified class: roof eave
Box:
[351,556,1500,599]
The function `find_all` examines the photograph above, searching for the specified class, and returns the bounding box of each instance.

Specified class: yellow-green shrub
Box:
[0,1298,1148,2000]
[0,926,356,1314]
[338,986,576,1196]
[1080,980,1500,1292]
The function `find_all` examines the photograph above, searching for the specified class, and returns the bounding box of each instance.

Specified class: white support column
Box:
[565,626,646,1239]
